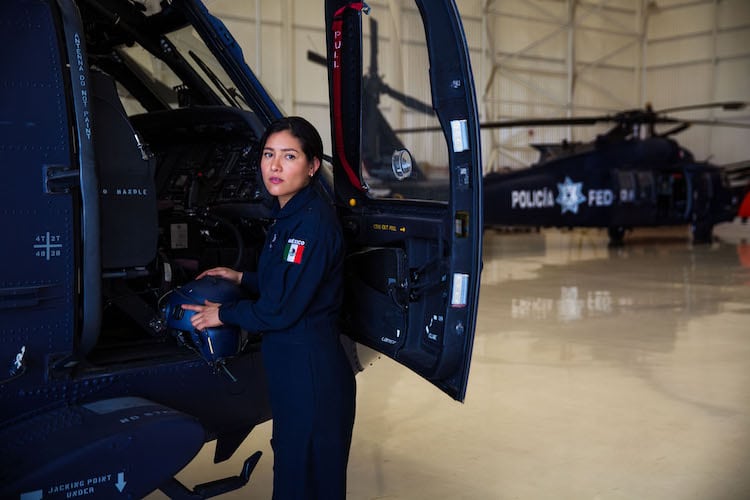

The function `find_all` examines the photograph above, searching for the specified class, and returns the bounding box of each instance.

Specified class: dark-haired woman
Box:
[183,116,356,499]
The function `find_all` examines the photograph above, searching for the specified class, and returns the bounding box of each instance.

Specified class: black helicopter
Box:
[0,0,482,498]
[478,104,749,245]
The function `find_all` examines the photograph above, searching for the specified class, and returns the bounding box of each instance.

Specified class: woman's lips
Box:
[269,177,283,184]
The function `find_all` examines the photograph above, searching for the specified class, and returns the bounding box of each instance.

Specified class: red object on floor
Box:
[739,191,750,219]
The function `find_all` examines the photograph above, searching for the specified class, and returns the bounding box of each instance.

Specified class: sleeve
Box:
[240,271,259,295]
[219,218,334,333]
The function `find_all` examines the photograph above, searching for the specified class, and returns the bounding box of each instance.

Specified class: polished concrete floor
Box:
[155,224,750,499]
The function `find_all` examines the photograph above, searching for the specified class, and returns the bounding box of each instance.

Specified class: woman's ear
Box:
[310,157,321,177]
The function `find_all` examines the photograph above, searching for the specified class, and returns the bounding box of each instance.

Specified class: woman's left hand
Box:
[182,300,223,330]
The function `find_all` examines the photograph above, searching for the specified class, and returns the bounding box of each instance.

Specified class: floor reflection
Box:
[155,226,750,500]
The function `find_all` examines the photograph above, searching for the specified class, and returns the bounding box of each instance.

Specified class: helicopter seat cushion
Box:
[90,70,157,270]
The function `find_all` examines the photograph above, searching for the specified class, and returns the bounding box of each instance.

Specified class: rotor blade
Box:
[393,115,618,134]
[391,124,441,134]
[655,123,691,137]
[680,118,750,129]
[482,116,615,128]
[380,83,433,114]
[369,17,379,79]
[656,101,747,114]
[307,50,327,67]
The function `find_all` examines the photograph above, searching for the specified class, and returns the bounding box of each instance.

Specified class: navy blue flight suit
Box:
[219,182,356,499]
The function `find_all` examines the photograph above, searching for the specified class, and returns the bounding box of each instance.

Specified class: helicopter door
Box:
[325,1,482,401]
[656,170,688,222]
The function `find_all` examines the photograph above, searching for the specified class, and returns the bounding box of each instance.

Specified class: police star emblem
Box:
[283,238,306,264]
[556,176,586,214]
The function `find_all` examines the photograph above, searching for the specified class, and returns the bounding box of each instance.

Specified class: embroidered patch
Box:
[283,238,306,264]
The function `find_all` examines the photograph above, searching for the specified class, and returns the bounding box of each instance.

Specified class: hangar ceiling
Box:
[208,0,750,172]
[463,0,750,171]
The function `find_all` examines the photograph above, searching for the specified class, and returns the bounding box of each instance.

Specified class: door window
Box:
[637,171,654,203]
[118,25,250,114]
[616,170,635,203]
[360,9,448,202]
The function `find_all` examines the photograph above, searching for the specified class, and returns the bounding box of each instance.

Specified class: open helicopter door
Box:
[326,1,482,401]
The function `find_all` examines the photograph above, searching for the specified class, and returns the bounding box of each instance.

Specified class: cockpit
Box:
[73,1,283,367]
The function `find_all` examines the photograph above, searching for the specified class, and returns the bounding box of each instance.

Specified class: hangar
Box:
[0,0,747,498]
[146,1,750,498]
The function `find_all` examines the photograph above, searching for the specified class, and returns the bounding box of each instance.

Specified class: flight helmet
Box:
[164,276,246,365]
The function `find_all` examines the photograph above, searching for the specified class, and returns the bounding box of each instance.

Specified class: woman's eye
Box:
[285,154,296,160]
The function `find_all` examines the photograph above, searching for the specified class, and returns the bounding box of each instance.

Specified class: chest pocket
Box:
[259,230,283,284]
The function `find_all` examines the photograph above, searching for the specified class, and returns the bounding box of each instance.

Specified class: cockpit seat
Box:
[90,69,157,271]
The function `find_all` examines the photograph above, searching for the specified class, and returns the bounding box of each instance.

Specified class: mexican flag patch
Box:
[283,238,306,264]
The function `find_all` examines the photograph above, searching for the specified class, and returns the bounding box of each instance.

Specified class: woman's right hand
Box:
[196,267,243,285]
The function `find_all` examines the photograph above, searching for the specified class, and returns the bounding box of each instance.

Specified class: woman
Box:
[183,116,356,499]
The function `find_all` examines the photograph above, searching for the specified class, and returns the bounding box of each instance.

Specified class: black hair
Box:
[259,116,324,168]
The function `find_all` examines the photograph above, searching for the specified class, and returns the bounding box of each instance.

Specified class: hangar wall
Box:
[206,0,750,173]
[208,0,332,152]
[467,0,750,171]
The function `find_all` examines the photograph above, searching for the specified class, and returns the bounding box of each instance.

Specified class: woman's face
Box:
[261,130,320,208]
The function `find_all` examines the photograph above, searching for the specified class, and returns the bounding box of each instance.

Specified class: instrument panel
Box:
[156,141,265,209]
[132,107,271,213]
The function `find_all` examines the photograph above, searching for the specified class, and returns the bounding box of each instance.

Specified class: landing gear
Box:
[691,220,714,244]
[158,451,263,499]
[607,226,626,247]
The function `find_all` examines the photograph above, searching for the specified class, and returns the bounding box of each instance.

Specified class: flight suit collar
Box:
[271,182,317,220]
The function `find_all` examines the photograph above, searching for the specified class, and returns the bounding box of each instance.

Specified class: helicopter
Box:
[0,0,482,498]
[477,104,749,245]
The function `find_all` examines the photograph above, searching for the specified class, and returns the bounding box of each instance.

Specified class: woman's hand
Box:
[196,267,243,285]
[182,300,223,330]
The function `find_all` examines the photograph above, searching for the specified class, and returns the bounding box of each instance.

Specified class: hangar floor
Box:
[153,224,750,500]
